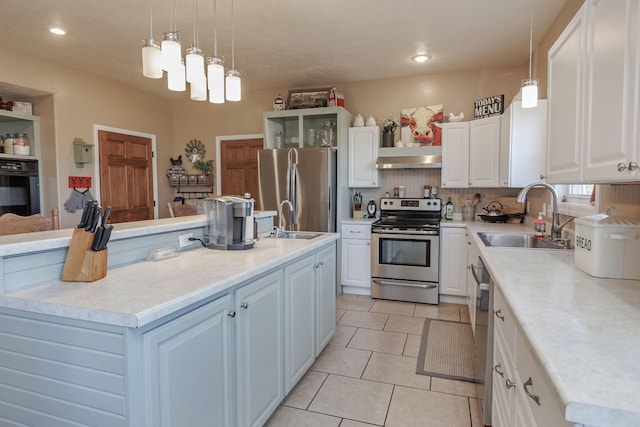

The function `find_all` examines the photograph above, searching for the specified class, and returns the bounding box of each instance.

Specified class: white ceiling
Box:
[0,0,567,100]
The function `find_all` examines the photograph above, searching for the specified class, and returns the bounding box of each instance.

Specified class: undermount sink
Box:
[477,232,569,249]
[268,231,322,240]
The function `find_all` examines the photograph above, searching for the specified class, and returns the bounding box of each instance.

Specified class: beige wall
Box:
[0,45,173,228]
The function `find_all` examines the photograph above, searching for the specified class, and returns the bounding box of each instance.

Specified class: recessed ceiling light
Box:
[412,54,431,63]
[50,27,66,35]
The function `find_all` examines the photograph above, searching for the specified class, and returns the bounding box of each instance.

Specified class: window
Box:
[556,184,597,217]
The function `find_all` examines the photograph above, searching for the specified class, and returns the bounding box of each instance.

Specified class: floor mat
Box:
[416,318,479,383]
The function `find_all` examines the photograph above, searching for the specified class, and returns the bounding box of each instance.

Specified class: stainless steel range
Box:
[371,198,441,304]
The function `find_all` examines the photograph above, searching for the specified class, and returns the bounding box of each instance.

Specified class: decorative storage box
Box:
[574,214,640,280]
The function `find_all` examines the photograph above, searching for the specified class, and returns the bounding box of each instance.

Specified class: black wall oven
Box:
[0,159,40,216]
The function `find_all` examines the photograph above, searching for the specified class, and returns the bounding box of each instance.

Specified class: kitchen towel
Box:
[416,319,478,383]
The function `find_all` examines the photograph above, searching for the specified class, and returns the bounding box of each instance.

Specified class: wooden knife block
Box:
[61,228,108,282]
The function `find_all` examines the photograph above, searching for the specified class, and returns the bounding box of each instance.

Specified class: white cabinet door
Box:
[235,270,284,427]
[284,256,316,394]
[441,122,470,188]
[348,126,380,188]
[341,239,371,288]
[142,295,235,427]
[315,244,337,356]
[439,227,467,297]
[547,6,586,183]
[469,116,501,187]
[582,0,639,182]
[500,101,548,187]
[465,232,479,334]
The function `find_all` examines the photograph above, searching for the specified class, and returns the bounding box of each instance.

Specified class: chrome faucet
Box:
[516,182,574,242]
[275,200,293,237]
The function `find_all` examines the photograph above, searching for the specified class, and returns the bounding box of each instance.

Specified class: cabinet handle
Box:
[495,309,505,321]
[629,161,639,172]
[618,162,628,172]
[240,302,249,310]
[494,363,505,377]
[350,230,362,234]
[227,310,236,318]
[540,174,547,180]
[523,377,541,406]
[505,379,516,390]
[366,242,370,246]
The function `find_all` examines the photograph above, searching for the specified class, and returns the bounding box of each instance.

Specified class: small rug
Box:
[416,318,479,383]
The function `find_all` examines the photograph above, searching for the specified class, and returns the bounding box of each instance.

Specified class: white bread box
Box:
[574,214,640,280]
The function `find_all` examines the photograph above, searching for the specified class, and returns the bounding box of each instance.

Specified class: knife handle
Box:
[91,227,104,251]
[101,207,111,228]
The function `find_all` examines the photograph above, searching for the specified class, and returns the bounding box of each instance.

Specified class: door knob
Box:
[629,161,639,171]
[618,162,628,172]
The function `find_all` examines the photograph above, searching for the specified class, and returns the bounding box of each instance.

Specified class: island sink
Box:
[268,231,322,240]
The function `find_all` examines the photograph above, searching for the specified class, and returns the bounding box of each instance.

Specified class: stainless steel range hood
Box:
[375,146,442,169]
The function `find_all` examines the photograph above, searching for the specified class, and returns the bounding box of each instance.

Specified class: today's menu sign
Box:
[474,95,504,119]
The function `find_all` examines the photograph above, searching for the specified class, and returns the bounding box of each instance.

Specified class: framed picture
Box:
[400,105,444,146]
[287,88,331,110]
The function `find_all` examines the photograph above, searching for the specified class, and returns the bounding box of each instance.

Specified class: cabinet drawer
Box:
[492,330,515,427]
[493,287,516,349]
[515,330,571,427]
[341,223,371,239]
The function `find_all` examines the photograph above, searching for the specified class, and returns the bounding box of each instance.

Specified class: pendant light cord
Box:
[528,14,533,80]
[213,0,218,56]
[148,0,154,38]
[192,0,199,48]
[231,0,235,69]
[169,0,176,32]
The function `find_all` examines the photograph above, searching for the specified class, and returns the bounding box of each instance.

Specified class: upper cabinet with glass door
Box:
[263,107,352,150]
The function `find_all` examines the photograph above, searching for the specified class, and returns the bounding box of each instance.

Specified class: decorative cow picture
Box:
[401,105,443,146]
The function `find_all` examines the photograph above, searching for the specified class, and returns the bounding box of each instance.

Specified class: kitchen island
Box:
[457,222,640,427]
[0,219,338,427]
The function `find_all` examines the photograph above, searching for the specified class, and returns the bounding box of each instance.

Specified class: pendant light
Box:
[207,0,225,103]
[168,59,186,91]
[225,0,241,101]
[142,0,162,78]
[521,14,538,109]
[161,0,181,73]
[186,0,205,86]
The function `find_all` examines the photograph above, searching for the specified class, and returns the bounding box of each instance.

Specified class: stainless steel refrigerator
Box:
[258,147,337,232]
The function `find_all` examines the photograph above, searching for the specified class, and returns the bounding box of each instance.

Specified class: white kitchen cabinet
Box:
[284,256,316,394]
[469,115,501,187]
[548,1,640,184]
[235,270,284,427]
[492,286,571,427]
[340,222,372,295]
[142,295,235,427]
[439,227,467,298]
[348,126,379,188]
[442,116,500,188]
[499,100,548,187]
[582,0,640,182]
[441,122,470,188]
[315,244,337,356]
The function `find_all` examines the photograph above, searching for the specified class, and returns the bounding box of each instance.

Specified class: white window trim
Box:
[555,184,598,217]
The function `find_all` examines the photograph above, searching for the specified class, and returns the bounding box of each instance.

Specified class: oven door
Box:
[371,229,439,282]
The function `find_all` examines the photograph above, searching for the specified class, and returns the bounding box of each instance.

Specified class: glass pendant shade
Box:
[190,73,207,101]
[207,57,225,103]
[225,69,241,101]
[186,47,205,83]
[161,32,181,71]
[142,39,162,78]
[168,62,186,91]
[521,79,539,109]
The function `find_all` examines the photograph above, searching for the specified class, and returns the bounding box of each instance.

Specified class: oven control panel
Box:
[379,198,441,211]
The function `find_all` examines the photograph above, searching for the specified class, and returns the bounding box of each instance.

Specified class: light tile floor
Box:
[265,294,483,427]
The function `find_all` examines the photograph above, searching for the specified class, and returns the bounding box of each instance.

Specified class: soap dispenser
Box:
[534,212,545,238]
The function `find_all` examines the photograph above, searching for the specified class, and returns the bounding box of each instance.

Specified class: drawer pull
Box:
[495,309,505,321]
[523,377,541,406]
[505,379,516,390]
[240,302,249,309]
[494,363,504,377]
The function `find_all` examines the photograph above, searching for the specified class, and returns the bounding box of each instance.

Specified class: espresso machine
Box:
[204,195,255,250]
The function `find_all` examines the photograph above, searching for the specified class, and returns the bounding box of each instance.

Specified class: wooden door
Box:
[219,138,263,209]
[99,130,154,223]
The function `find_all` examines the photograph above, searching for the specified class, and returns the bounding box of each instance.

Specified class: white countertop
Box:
[0,232,338,328]
[465,222,640,427]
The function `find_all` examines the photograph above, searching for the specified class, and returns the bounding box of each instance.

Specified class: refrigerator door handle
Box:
[291,163,299,226]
